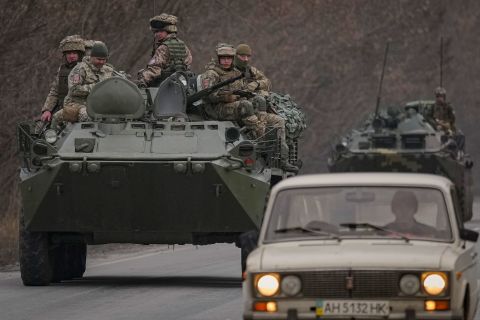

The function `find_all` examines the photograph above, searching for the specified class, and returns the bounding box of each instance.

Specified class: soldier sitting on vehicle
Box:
[41,35,85,122]
[384,190,438,237]
[51,41,114,128]
[200,43,264,138]
[234,44,298,172]
[136,13,192,88]
[425,87,456,133]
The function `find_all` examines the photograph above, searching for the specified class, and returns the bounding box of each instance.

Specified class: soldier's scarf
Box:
[234,55,248,71]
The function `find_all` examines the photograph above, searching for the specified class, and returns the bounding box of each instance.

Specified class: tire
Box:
[50,244,68,282]
[19,213,52,286]
[51,243,87,281]
[239,230,259,273]
[68,243,87,278]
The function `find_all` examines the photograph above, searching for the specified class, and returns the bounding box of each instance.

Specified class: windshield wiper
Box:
[274,226,341,241]
[340,222,411,242]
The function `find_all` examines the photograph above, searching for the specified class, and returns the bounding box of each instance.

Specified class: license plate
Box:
[316,300,389,317]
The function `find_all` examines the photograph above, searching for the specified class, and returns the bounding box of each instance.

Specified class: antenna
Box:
[440,37,444,88]
[153,0,156,15]
[374,42,390,119]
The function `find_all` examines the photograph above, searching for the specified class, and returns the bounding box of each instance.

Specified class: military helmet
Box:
[150,13,178,33]
[59,35,85,53]
[434,86,447,97]
[236,44,252,56]
[90,41,109,58]
[216,43,235,57]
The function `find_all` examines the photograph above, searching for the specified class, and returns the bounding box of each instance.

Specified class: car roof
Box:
[272,172,453,192]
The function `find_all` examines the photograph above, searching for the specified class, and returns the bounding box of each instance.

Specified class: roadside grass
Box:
[0,213,18,266]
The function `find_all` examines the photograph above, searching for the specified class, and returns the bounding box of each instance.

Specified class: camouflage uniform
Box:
[200,44,263,136]
[427,87,456,132]
[41,35,85,114]
[431,102,455,131]
[235,43,298,171]
[137,14,193,87]
[52,50,114,126]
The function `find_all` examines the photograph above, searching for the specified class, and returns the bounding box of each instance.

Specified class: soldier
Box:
[234,44,298,172]
[40,35,85,122]
[200,43,263,137]
[137,13,192,88]
[51,41,114,128]
[428,87,456,132]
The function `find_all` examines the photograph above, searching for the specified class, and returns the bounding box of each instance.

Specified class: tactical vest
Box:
[212,66,243,91]
[150,37,188,87]
[58,63,76,105]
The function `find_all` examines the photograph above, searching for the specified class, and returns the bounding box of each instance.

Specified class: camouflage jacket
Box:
[138,33,192,85]
[241,65,271,96]
[200,63,243,104]
[63,57,114,107]
[425,102,456,130]
[41,62,78,112]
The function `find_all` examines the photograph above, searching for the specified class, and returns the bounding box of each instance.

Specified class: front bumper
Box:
[243,299,462,320]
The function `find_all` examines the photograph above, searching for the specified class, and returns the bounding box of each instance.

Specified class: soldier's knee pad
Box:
[238,100,254,117]
[252,96,267,112]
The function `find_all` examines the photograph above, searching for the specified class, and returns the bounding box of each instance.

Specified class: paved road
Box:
[0,244,243,320]
[1,206,480,320]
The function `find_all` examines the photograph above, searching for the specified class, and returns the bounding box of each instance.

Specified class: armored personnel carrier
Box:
[328,101,473,222]
[16,72,299,285]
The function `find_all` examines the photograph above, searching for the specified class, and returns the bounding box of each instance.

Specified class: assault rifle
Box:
[232,90,255,99]
[187,73,245,106]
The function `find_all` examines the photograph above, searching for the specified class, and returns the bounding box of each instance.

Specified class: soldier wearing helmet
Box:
[200,43,264,138]
[137,13,192,88]
[51,41,114,128]
[40,35,85,122]
[428,86,456,132]
[234,43,298,172]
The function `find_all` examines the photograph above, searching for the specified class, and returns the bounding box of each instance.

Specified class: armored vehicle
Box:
[17,72,300,285]
[328,101,473,222]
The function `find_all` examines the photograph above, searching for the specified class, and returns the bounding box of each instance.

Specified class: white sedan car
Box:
[243,173,479,320]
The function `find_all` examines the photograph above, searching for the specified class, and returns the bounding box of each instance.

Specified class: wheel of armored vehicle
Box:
[19,211,52,286]
[49,243,86,282]
[50,244,71,282]
[68,243,87,278]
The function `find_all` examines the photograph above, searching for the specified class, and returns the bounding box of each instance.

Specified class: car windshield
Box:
[265,186,452,243]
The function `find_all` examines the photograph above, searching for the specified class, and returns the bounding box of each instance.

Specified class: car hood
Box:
[255,241,455,271]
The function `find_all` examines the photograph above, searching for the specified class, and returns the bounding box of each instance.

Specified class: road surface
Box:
[1,202,480,320]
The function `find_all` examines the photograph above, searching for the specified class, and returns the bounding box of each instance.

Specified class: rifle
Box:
[232,90,255,99]
[187,73,245,106]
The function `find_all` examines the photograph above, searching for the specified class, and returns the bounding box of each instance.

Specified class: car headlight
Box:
[255,273,280,297]
[281,275,302,296]
[44,129,58,144]
[422,272,447,295]
[399,274,420,295]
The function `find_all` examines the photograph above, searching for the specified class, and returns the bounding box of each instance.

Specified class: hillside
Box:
[1,0,480,264]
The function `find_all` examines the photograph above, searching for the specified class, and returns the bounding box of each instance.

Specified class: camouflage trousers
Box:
[258,111,290,161]
[204,100,265,137]
[51,102,90,129]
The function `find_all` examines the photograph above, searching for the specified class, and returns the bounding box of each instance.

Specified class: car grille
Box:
[300,270,400,298]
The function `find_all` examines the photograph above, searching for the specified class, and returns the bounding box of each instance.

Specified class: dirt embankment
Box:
[2,0,480,264]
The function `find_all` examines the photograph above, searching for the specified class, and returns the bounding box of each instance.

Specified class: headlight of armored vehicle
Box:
[281,275,302,296]
[44,129,58,144]
[399,274,420,295]
[422,272,447,295]
[255,273,280,297]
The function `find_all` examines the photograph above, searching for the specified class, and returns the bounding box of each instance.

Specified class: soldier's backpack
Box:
[266,92,307,140]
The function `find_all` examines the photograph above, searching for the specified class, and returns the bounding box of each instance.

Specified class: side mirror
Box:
[460,228,479,242]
